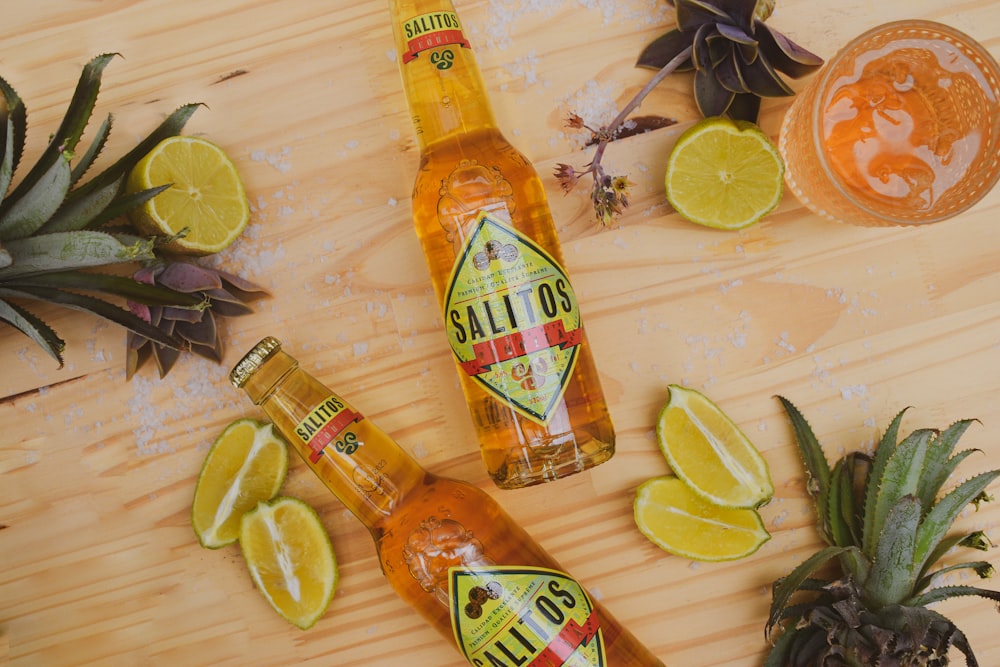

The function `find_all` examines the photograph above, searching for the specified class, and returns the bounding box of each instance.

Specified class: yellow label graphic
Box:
[293,394,362,463]
[443,212,582,424]
[401,11,469,63]
[449,565,605,666]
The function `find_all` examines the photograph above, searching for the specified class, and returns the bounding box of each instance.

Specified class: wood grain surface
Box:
[2,1,1000,665]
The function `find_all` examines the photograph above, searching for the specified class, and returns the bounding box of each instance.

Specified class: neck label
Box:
[294,395,363,463]
[401,11,470,63]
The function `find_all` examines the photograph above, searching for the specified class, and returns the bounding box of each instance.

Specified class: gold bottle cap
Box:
[229,336,283,388]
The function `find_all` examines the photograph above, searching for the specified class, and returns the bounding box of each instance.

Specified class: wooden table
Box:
[3,1,999,665]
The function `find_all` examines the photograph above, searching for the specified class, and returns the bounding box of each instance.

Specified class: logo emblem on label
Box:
[444,212,582,424]
[449,565,606,666]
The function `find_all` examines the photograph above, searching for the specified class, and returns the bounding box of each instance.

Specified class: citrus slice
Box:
[240,497,338,630]
[191,418,289,549]
[656,384,773,508]
[665,116,784,230]
[634,476,770,561]
[127,136,249,255]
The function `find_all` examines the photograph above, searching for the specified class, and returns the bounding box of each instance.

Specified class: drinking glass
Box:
[779,20,1000,226]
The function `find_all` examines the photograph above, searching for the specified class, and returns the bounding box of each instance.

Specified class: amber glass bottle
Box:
[230,337,663,666]
[389,0,615,489]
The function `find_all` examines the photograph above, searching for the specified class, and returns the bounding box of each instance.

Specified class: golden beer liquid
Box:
[390,0,615,489]
[233,339,664,666]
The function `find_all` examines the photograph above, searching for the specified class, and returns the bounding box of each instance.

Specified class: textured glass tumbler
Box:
[779,20,1000,226]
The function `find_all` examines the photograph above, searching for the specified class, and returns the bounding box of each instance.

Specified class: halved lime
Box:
[665,116,784,229]
[127,136,249,255]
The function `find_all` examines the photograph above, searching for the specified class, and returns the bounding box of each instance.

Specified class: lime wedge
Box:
[656,384,774,509]
[240,497,338,630]
[635,476,770,561]
[191,418,288,549]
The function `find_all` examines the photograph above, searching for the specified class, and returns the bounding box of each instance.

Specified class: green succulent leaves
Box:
[766,397,1000,666]
[0,54,203,368]
[637,0,823,122]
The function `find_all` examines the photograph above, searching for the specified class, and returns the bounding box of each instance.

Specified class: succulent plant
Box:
[766,397,1000,666]
[637,0,824,122]
[0,53,206,368]
[126,261,267,379]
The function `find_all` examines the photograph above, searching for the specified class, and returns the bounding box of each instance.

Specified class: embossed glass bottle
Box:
[389,0,615,489]
[230,337,664,666]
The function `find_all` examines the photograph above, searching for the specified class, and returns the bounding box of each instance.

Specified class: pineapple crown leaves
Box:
[0,53,206,367]
[636,0,824,121]
[766,397,1000,664]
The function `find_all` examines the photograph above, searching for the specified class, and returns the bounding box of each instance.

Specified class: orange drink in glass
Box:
[779,20,1000,226]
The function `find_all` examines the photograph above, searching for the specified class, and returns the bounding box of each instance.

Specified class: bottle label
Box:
[449,565,606,666]
[401,11,470,63]
[293,394,363,463]
[443,211,582,425]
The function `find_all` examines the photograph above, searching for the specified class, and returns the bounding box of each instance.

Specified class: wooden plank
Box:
[2,1,1000,665]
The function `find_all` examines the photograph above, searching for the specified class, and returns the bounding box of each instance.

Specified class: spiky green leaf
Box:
[867,495,921,608]
[862,407,910,554]
[866,429,933,558]
[917,420,979,508]
[0,152,72,240]
[0,74,27,185]
[2,54,117,215]
[10,271,207,308]
[915,560,994,593]
[70,113,112,185]
[0,230,156,279]
[826,458,853,546]
[776,395,830,501]
[914,470,1000,575]
[0,115,15,209]
[0,284,183,350]
[82,184,170,231]
[40,176,120,234]
[62,103,200,210]
[907,584,1000,609]
[0,297,65,365]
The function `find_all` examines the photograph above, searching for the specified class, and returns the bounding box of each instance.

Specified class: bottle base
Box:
[486,434,615,490]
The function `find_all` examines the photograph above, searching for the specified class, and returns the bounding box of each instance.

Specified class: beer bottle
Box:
[389,0,616,489]
[230,337,664,666]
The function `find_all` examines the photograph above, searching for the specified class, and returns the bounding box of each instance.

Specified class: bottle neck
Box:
[242,349,427,530]
[389,0,499,150]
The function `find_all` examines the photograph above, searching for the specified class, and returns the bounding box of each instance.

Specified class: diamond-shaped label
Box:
[443,212,581,424]
[449,565,606,666]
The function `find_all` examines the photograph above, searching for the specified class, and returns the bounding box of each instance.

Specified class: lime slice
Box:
[127,136,249,255]
[665,116,784,230]
[191,419,289,548]
[240,497,338,630]
[634,476,770,561]
[656,385,773,509]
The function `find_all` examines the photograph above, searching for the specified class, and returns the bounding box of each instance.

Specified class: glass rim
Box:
[807,19,1000,225]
